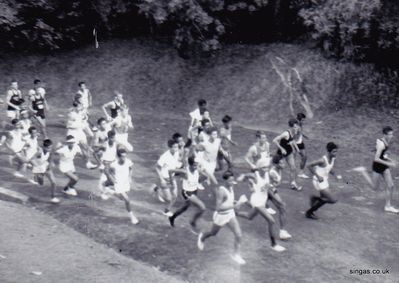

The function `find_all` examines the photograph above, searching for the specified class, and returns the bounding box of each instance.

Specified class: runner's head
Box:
[172,132,185,148]
[222,115,232,127]
[10,80,18,89]
[255,130,267,143]
[34,79,41,87]
[382,126,394,143]
[117,148,128,162]
[97,117,107,129]
[78,81,86,89]
[187,156,198,170]
[201,118,211,129]
[167,139,179,154]
[28,126,38,137]
[207,127,218,140]
[222,171,237,186]
[296,113,306,122]
[96,146,106,155]
[66,135,76,149]
[198,99,207,113]
[114,91,124,103]
[72,100,83,111]
[11,118,19,126]
[43,139,53,150]
[288,118,300,132]
[326,142,338,157]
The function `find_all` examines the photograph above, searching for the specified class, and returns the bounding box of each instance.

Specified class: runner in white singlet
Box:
[197,171,247,265]
[235,159,287,252]
[30,139,59,203]
[0,119,27,178]
[245,130,271,170]
[104,148,139,224]
[306,142,340,219]
[168,156,217,233]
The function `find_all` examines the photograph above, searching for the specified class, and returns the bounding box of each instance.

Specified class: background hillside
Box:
[1,38,398,127]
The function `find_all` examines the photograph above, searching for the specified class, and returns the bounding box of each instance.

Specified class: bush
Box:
[298,0,399,64]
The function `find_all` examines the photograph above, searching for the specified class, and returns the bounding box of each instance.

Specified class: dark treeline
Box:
[0,0,399,66]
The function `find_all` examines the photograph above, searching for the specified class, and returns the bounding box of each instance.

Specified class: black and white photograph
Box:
[0,0,398,282]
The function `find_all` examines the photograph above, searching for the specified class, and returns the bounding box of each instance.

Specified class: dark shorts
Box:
[34,174,45,185]
[372,161,389,174]
[217,150,229,160]
[277,147,293,157]
[182,190,197,200]
[34,109,45,119]
[297,142,305,150]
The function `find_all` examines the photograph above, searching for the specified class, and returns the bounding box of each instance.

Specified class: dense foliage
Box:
[0,0,399,64]
[299,0,399,65]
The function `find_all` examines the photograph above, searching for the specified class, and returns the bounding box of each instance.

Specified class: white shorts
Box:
[312,177,329,191]
[115,133,133,152]
[67,128,87,145]
[98,173,108,192]
[250,191,268,207]
[32,162,49,174]
[213,210,235,226]
[114,181,130,194]
[7,110,18,119]
[59,162,75,174]
[199,160,217,174]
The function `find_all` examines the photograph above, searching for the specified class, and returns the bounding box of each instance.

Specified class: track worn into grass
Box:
[0,109,398,283]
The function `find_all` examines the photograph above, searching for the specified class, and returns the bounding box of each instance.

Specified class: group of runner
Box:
[1,81,398,266]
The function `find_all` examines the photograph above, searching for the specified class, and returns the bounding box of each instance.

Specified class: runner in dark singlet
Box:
[352,126,399,213]
[6,81,24,120]
[371,127,399,213]
[28,79,49,137]
[102,92,125,120]
[273,118,301,191]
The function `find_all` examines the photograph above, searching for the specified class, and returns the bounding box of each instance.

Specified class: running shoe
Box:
[298,173,310,179]
[100,193,110,200]
[163,209,173,217]
[50,197,60,204]
[231,254,246,265]
[130,214,139,225]
[266,207,276,215]
[279,229,292,240]
[63,188,77,196]
[271,244,286,252]
[28,179,39,185]
[86,161,98,169]
[13,171,24,178]
[384,206,399,213]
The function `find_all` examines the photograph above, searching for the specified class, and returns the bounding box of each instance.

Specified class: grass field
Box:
[0,39,398,282]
